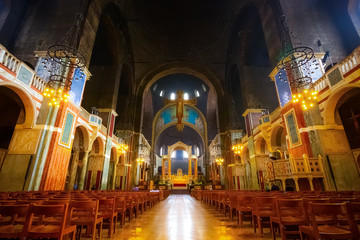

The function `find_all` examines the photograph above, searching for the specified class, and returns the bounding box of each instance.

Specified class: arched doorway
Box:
[86,137,105,190]
[242,146,251,189]
[335,88,360,150]
[270,125,288,160]
[0,86,25,150]
[0,84,36,191]
[65,126,90,190]
[107,147,118,190]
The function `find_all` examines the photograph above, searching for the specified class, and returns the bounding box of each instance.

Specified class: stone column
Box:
[168,159,171,179]
[78,150,90,190]
[194,158,198,180]
[308,177,314,191]
[67,149,79,190]
[294,177,300,191]
[111,159,119,190]
[162,159,165,180]
[188,158,192,180]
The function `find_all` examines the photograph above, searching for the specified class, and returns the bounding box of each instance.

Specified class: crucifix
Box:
[165,90,197,131]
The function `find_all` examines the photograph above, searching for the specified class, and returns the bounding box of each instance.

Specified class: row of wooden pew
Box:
[0,190,163,239]
[192,190,360,239]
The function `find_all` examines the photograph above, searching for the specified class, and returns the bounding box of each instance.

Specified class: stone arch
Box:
[110,147,118,163]
[255,136,269,155]
[0,82,36,128]
[135,63,225,132]
[154,122,206,155]
[81,2,133,113]
[167,141,192,159]
[323,83,360,125]
[91,137,105,156]
[269,124,288,155]
[241,146,250,163]
[65,125,90,190]
[74,124,91,151]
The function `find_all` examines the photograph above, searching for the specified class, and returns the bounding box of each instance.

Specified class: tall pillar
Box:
[78,150,90,190]
[67,149,79,190]
[111,159,118,190]
[194,158,198,180]
[162,159,165,180]
[188,158,192,180]
[168,159,171,179]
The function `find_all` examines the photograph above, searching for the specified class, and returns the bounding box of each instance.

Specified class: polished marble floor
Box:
[112,194,273,240]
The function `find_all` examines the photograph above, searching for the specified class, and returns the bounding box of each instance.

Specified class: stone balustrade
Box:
[0,44,21,73]
[312,45,360,92]
[0,44,46,93]
[313,75,328,93]
[31,75,46,92]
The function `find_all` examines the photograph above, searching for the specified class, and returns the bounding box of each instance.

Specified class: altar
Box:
[171,169,189,187]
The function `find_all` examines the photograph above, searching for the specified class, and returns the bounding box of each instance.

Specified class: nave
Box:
[115,194,269,240]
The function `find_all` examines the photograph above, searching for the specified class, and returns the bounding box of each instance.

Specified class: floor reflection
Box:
[113,194,272,240]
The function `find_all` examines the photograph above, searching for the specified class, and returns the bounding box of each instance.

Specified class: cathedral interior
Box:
[1,0,360,239]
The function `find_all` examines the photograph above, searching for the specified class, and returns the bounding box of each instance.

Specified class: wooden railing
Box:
[272,154,324,179]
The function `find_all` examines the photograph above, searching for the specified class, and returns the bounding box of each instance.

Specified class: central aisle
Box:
[114,194,272,240]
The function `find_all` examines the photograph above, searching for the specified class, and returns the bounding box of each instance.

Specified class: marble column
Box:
[162,159,165,180]
[111,159,118,190]
[78,150,90,190]
[194,159,198,180]
[67,149,79,190]
[188,159,192,180]
[168,159,171,179]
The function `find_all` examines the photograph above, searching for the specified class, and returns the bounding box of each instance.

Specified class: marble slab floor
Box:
[109,194,273,240]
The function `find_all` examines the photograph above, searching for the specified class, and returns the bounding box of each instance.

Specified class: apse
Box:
[155,125,204,157]
[142,73,218,142]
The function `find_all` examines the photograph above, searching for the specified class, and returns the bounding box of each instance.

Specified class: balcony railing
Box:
[312,46,360,92]
[272,154,324,179]
[0,44,46,93]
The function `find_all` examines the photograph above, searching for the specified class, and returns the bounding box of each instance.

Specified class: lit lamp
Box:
[215,157,224,165]
[43,88,70,107]
[232,144,243,155]
[292,89,318,111]
[117,143,128,155]
[136,157,145,164]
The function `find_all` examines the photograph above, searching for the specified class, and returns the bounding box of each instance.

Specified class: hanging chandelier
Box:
[215,157,224,165]
[42,2,88,107]
[136,156,145,164]
[117,143,129,154]
[232,143,243,155]
[276,15,319,111]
